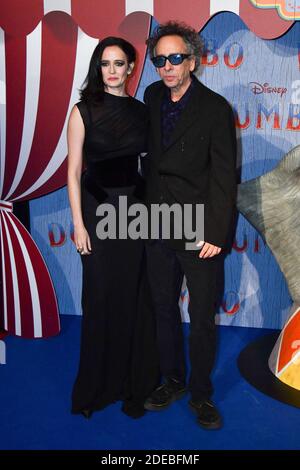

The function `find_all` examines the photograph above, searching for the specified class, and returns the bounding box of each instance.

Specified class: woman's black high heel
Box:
[81,409,93,419]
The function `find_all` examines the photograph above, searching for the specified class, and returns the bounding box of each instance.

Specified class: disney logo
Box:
[249,82,287,97]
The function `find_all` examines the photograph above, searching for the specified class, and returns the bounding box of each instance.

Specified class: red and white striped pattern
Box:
[0,201,12,212]
[0,11,80,337]
[0,4,150,338]
[0,210,60,337]
[0,0,294,38]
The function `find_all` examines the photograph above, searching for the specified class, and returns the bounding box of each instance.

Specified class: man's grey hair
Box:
[146,21,204,73]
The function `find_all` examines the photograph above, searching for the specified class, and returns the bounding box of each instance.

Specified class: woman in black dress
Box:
[67,37,158,419]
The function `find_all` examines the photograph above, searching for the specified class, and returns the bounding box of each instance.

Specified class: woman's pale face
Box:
[100,46,132,95]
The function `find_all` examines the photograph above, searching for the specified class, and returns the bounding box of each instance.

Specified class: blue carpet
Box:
[0,316,299,450]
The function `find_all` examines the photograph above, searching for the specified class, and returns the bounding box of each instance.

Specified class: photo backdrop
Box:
[1,1,299,335]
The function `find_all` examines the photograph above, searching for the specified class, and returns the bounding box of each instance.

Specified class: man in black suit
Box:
[143,21,237,430]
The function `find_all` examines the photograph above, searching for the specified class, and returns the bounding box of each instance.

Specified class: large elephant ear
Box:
[237,145,300,304]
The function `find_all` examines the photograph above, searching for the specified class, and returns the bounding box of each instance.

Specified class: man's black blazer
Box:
[143,78,237,251]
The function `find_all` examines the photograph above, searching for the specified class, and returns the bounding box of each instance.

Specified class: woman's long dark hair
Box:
[80,37,136,103]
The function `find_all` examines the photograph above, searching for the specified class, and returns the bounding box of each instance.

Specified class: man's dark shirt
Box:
[161,76,195,148]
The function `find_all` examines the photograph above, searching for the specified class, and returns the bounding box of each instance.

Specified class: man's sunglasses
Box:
[151,53,191,68]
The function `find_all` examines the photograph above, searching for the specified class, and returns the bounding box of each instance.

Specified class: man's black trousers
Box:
[146,240,220,402]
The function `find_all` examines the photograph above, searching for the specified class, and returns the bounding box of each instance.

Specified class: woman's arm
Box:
[67,105,92,255]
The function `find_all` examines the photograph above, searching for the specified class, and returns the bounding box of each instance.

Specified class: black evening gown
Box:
[71,93,159,418]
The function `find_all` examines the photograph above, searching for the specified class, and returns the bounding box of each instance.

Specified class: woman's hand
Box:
[74,224,92,255]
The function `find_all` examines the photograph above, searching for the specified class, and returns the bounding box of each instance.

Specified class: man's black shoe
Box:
[189,399,222,430]
[144,377,186,411]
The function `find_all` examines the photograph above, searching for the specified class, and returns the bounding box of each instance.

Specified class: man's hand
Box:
[196,241,221,259]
